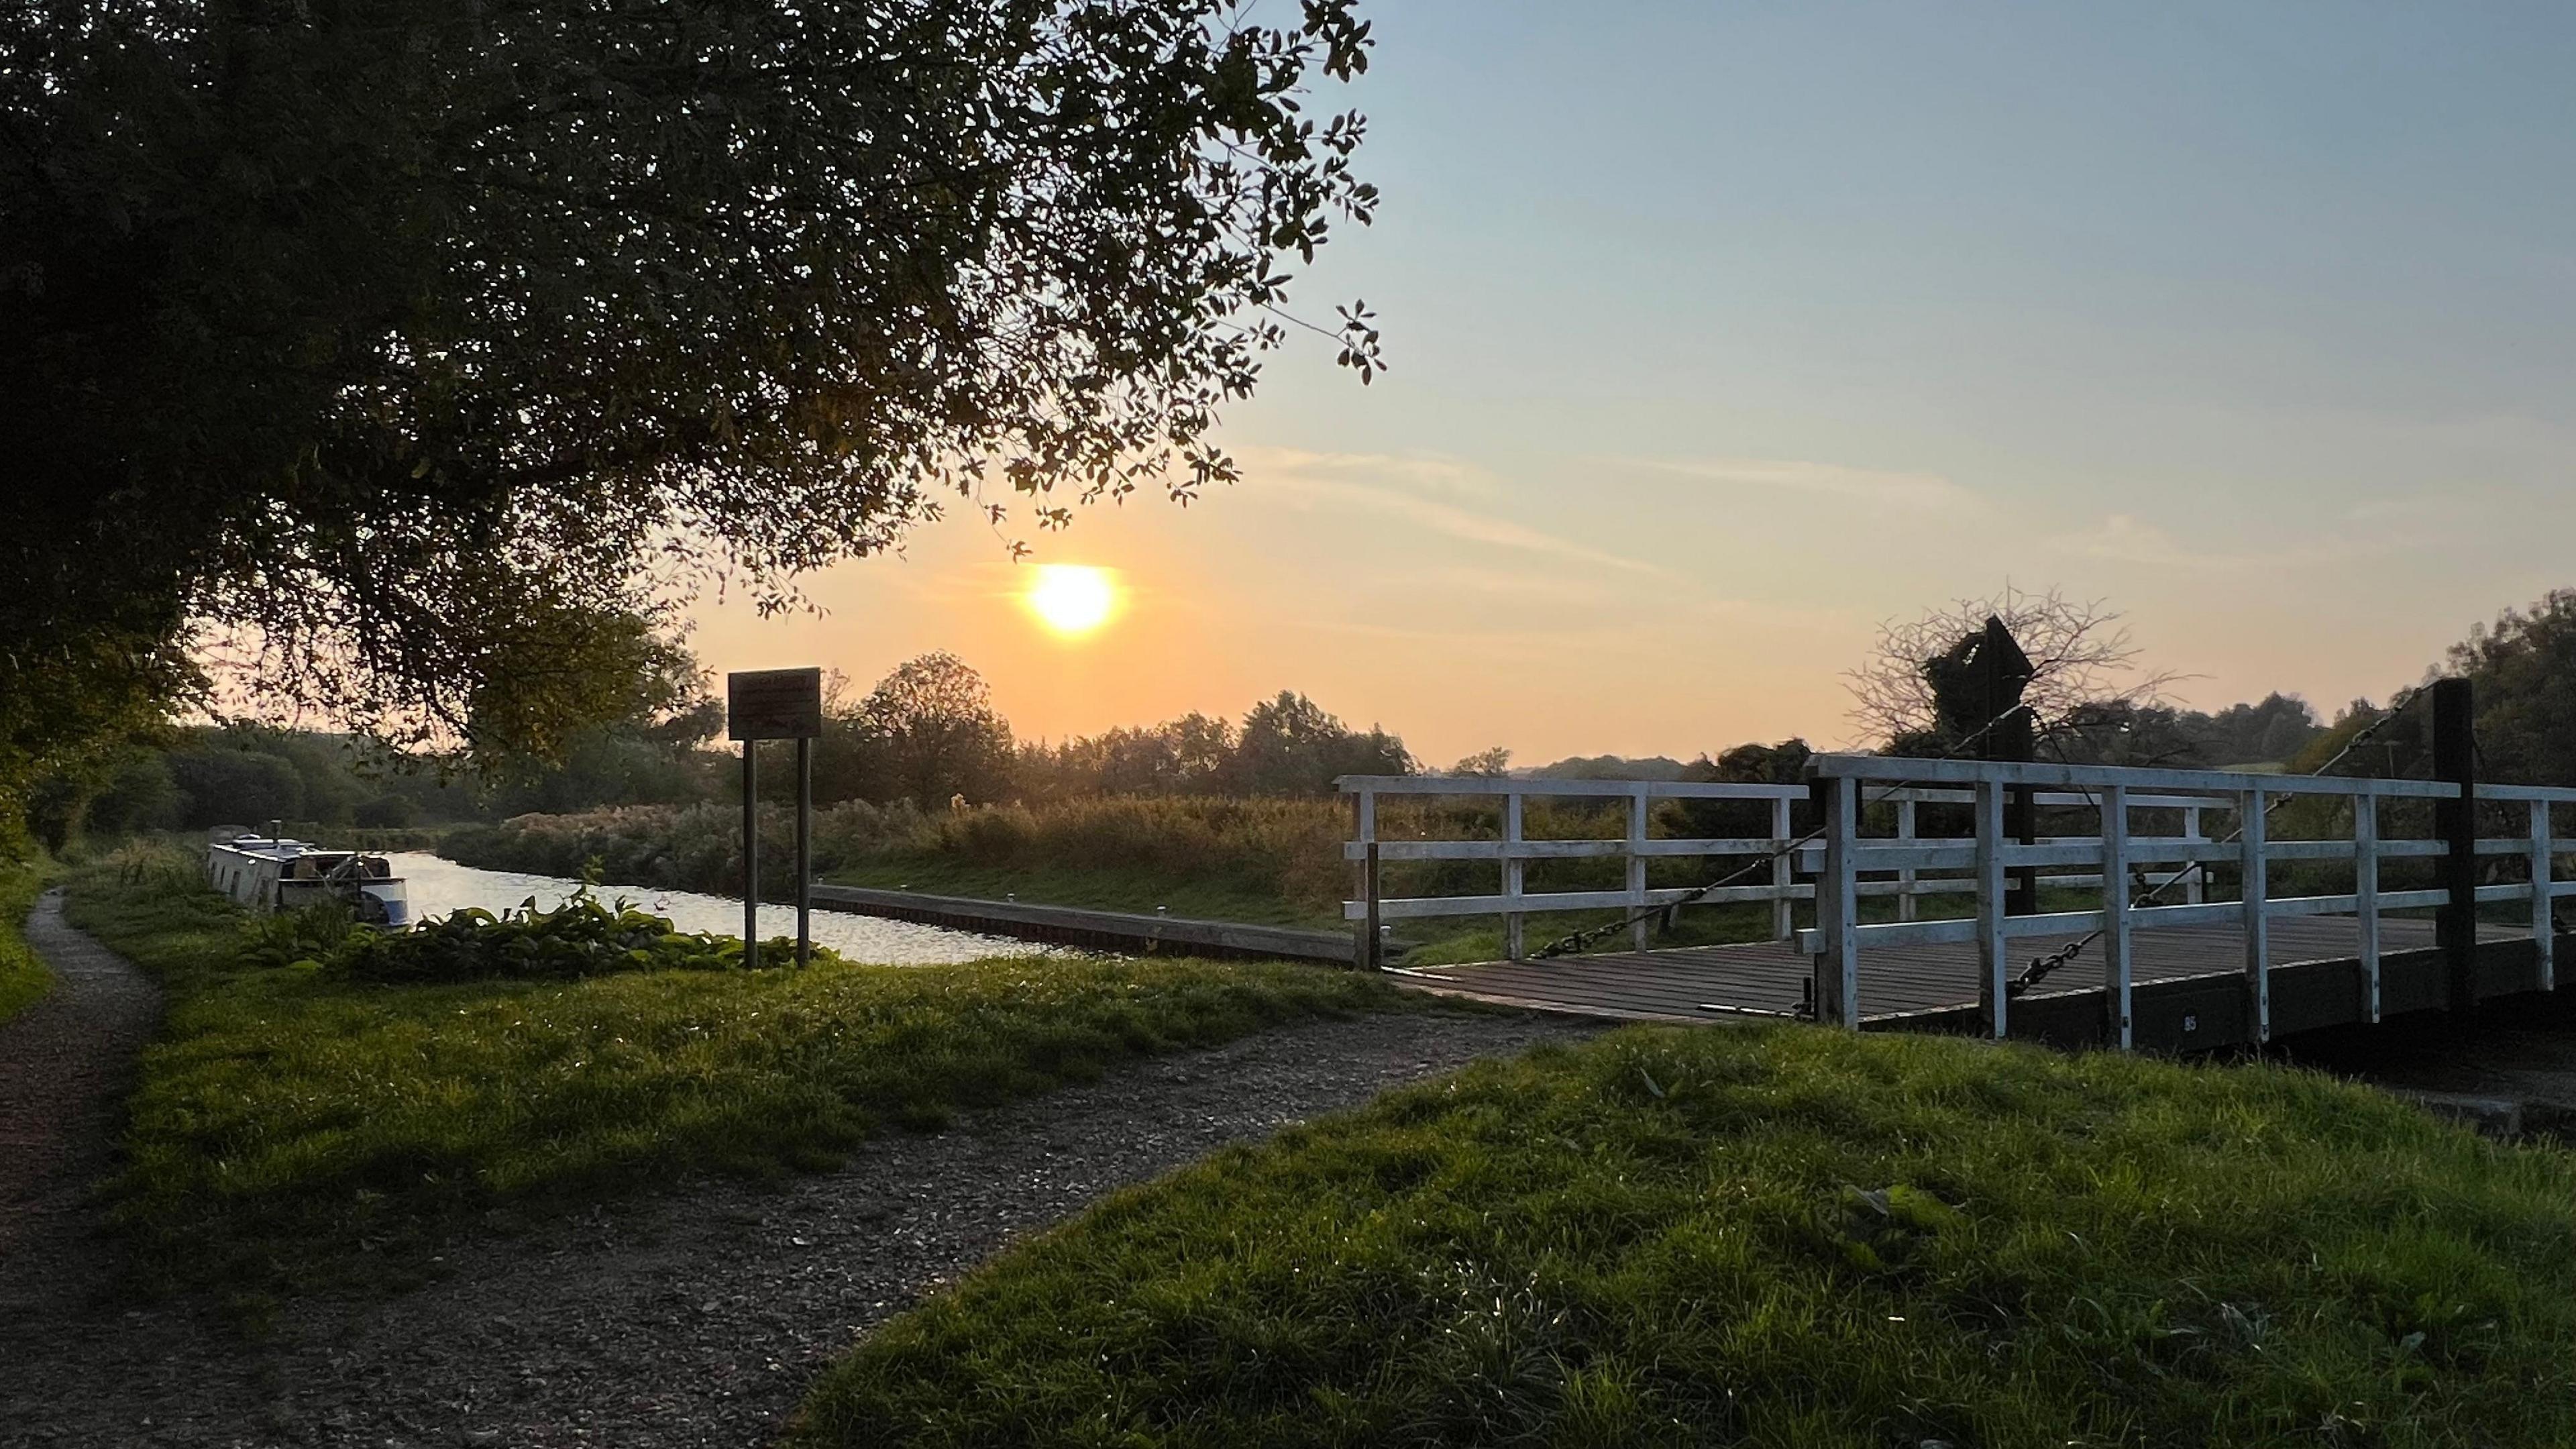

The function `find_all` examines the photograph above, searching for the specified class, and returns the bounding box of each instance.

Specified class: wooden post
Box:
[741,742,759,971]
[1894,796,1919,924]
[2182,806,2206,906]
[2100,783,2132,1050]
[1350,788,1377,971]
[2355,786,2381,1024]
[1814,775,1860,1027]
[1627,785,1650,952]
[1363,841,1382,972]
[2532,800,2555,992]
[796,737,812,967]
[1770,794,1796,940]
[2242,787,2269,1043]
[1503,788,1526,961]
[2432,677,2478,1014]
[1975,780,2008,1040]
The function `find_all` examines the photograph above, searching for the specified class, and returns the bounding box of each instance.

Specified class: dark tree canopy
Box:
[1,0,1381,829]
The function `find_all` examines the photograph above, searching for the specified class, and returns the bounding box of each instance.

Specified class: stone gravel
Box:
[1,925,1604,1449]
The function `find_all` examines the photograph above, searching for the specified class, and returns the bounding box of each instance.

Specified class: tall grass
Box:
[61,847,1416,1295]
[0,852,54,1023]
[796,1024,2576,1447]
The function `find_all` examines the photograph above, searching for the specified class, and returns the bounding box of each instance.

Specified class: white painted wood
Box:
[1811,753,2457,798]
[2354,786,2380,1023]
[1770,795,1795,941]
[1976,780,2008,1040]
[1818,775,1860,1027]
[1895,797,1919,924]
[2183,806,2206,906]
[1352,787,1378,967]
[2102,783,2133,1050]
[2532,800,2555,992]
[1628,785,1650,952]
[1503,790,1525,961]
[2242,788,2270,1043]
[1338,775,1805,800]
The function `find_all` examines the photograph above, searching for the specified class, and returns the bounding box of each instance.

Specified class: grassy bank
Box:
[0,854,54,1023]
[62,849,1414,1294]
[796,1025,2576,1448]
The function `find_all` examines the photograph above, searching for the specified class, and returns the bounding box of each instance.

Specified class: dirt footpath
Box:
[0,966,1602,1448]
[0,890,163,1311]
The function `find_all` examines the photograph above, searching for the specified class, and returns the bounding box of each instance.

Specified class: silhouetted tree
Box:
[2,0,1385,837]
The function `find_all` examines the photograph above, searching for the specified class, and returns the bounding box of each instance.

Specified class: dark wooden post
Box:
[1362,841,1383,971]
[2432,677,2477,1013]
[795,737,812,967]
[742,741,759,971]
[1977,616,2041,916]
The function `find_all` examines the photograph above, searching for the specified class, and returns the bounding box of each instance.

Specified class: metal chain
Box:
[2010,688,2429,995]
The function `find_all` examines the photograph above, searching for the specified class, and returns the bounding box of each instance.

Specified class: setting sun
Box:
[1023,564,1118,637]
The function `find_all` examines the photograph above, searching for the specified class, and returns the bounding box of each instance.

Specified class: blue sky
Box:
[699,3,2576,766]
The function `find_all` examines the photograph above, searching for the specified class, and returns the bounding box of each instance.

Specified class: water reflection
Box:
[387,853,1062,967]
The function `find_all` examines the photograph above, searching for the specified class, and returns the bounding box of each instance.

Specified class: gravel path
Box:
[3,971,1602,1447]
[0,890,163,1316]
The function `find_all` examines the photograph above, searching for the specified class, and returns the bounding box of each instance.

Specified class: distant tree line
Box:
[45,585,2576,854]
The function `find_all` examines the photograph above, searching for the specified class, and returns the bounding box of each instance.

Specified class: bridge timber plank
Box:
[1394,918,2551,1051]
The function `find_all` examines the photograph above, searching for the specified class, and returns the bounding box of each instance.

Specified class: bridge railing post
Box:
[1974,780,2007,1039]
[1627,784,1650,952]
[1351,786,1379,971]
[1503,787,1526,961]
[1770,794,1796,941]
[1894,796,1919,924]
[2531,798,2555,992]
[2182,806,2206,906]
[1814,775,1860,1027]
[2100,783,2132,1050]
[2242,787,2270,1043]
[2355,785,2381,1023]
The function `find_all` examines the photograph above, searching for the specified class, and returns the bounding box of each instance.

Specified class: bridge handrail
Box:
[1799,753,2569,1048]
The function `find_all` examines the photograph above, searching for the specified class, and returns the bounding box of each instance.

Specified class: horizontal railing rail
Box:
[1337,774,1809,961]
[1801,753,2576,1047]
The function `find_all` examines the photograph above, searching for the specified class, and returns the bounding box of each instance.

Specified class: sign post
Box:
[727,668,825,969]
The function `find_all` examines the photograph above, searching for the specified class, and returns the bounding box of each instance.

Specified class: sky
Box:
[694,1,2576,768]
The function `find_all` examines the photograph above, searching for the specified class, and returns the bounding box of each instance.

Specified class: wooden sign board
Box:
[727,667,824,741]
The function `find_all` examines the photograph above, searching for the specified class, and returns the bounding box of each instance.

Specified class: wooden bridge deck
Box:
[1394,917,2553,1051]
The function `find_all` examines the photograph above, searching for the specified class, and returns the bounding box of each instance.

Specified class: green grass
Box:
[828,857,1336,928]
[60,853,1417,1294]
[795,1025,2576,1448]
[0,854,54,1024]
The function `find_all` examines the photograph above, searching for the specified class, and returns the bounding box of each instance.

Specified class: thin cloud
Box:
[2050,513,2424,571]
[1248,459,1667,576]
[1613,455,1980,511]
[1234,445,1497,500]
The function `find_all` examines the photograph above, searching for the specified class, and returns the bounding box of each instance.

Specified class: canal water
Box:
[386,852,1058,966]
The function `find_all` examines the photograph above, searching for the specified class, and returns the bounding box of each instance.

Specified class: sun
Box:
[1024,564,1119,637]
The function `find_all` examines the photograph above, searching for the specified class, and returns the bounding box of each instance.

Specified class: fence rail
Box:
[1341,757,2576,1049]
[1801,754,2576,1048]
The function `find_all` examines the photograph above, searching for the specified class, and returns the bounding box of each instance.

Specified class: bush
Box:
[330,889,790,984]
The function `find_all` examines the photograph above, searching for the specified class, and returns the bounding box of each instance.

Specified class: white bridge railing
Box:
[1803,755,2576,1047]
[1342,758,2576,1049]
[1339,775,1808,961]
[1338,773,2234,962]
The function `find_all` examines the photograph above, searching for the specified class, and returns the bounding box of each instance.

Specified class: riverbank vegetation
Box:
[794,1024,2576,1448]
[62,847,1413,1295]
[0,853,53,1023]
